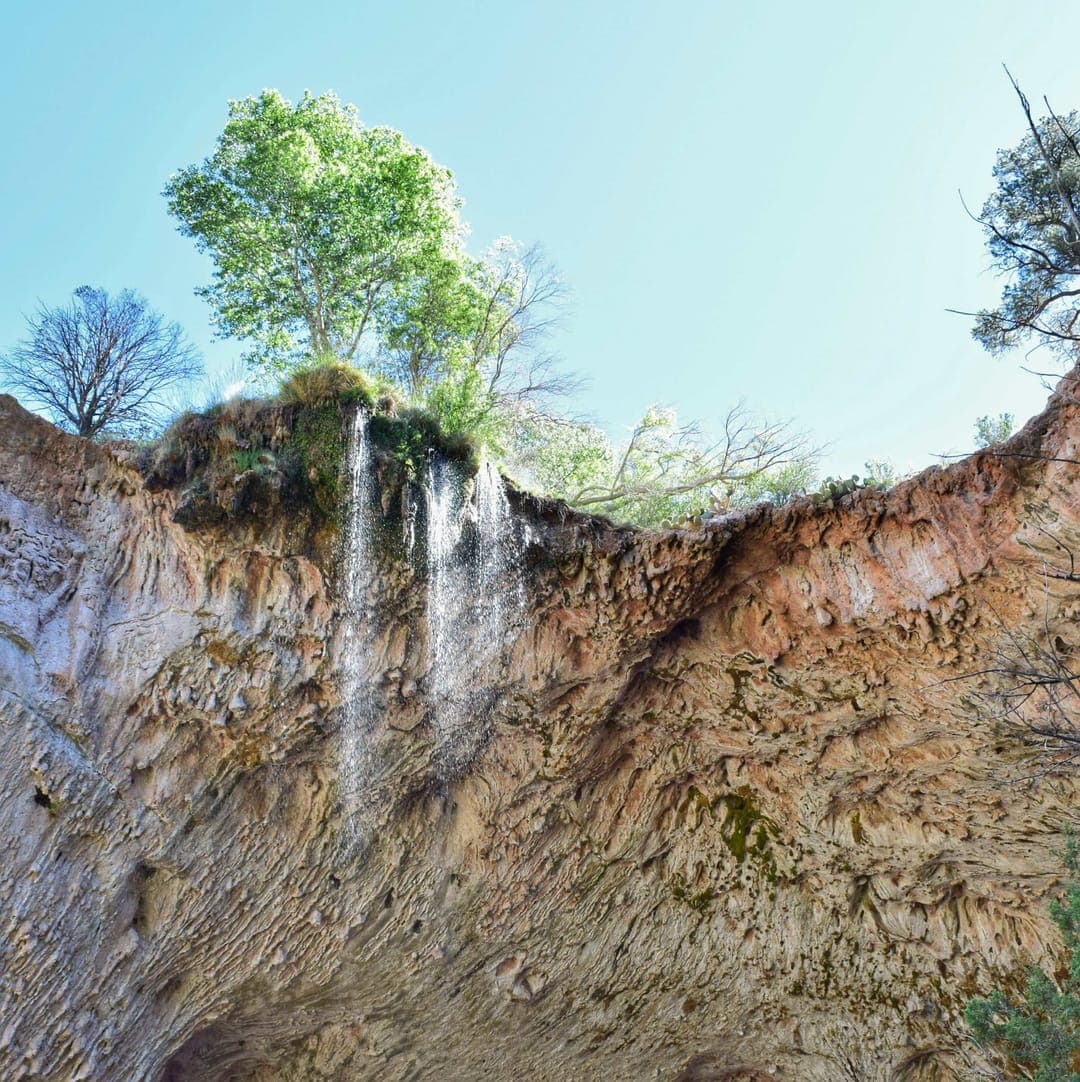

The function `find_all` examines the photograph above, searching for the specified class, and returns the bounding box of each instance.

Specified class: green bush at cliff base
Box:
[965,833,1080,1081]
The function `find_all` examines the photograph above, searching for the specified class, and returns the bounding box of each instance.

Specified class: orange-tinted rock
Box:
[1,373,1078,1080]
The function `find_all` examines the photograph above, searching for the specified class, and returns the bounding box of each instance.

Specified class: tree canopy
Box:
[165,87,815,528]
[968,73,1080,360]
[504,404,815,527]
[166,91,569,416]
[166,90,463,373]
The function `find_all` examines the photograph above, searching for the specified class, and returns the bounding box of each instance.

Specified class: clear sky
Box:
[3,1,1080,474]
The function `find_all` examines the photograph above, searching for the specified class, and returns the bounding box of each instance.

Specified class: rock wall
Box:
[1,379,1079,1081]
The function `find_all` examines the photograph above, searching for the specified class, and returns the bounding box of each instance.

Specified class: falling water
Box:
[401,486,419,558]
[338,413,527,826]
[425,456,525,774]
[338,410,379,834]
[473,459,525,643]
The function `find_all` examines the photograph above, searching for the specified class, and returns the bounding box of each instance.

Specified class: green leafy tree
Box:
[165,90,462,373]
[167,89,573,449]
[378,254,483,395]
[975,412,1015,448]
[166,87,804,525]
[966,835,1080,1080]
[503,410,614,505]
[376,238,571,406]
[964,72,1080,360]
[422,351,505,451]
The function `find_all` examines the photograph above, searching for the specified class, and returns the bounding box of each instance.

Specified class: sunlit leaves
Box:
[165,90,462,372]
[504,404,816,527]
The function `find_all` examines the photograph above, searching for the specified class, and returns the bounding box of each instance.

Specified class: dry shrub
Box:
[216,396,274,429]
[277,360,373,408]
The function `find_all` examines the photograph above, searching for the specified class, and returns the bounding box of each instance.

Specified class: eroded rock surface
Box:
[1,379,1079,1081]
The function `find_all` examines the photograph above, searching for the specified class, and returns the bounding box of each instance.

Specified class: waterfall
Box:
[338,410,378,834]
[338,410,527,826]
[425,456,525,775]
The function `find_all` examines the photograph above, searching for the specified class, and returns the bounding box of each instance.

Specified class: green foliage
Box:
[233,448,272,474]
[378,254,487,394]
[965,834,1080,1080]
[509,406,704,525]
[806,462,903,506]
[732,458,819,507]
[368,402,484,481]
[165,87,574,479]
[501,411,614,506]
[419,350,504,453]
[970,84,1080,359]
[810,475,861,504]
[975,412,1015,448]
[368,410,441,479]
[162,87,821,529]
[165,90,462,373]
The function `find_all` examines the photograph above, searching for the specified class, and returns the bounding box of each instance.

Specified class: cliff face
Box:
[1,380,1079,1082]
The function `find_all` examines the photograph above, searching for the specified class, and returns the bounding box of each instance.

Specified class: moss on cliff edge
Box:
[140,385,484,534]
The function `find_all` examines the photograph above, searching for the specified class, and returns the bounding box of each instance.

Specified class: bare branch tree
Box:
[373,238,581,420]
[473,239,578,406]
[941,524,1080,775]
[964,623,1080,773]
[0,286,202,438]
[566,404,813,512]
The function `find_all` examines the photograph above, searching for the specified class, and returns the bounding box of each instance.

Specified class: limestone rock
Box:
[1,377,1079,1080]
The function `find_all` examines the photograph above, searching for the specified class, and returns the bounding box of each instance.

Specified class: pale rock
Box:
[0,382,1079,1080]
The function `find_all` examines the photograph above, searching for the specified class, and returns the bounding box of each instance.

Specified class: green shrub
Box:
[233,448,273,473]
[975,412,1015,449]
[417,352,505,457]
[965,834,1080,1080]
[732,459,819,507]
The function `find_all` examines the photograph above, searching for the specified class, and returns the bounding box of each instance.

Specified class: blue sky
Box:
[3,1,1080,474]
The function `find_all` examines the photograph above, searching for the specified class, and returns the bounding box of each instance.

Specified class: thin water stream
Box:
[339,411,379,835]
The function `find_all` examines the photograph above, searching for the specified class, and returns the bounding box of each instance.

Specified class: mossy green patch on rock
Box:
[368,408,481,481]
[285,402,349,520]
[719,788,780,867]
[669,872,716,913]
